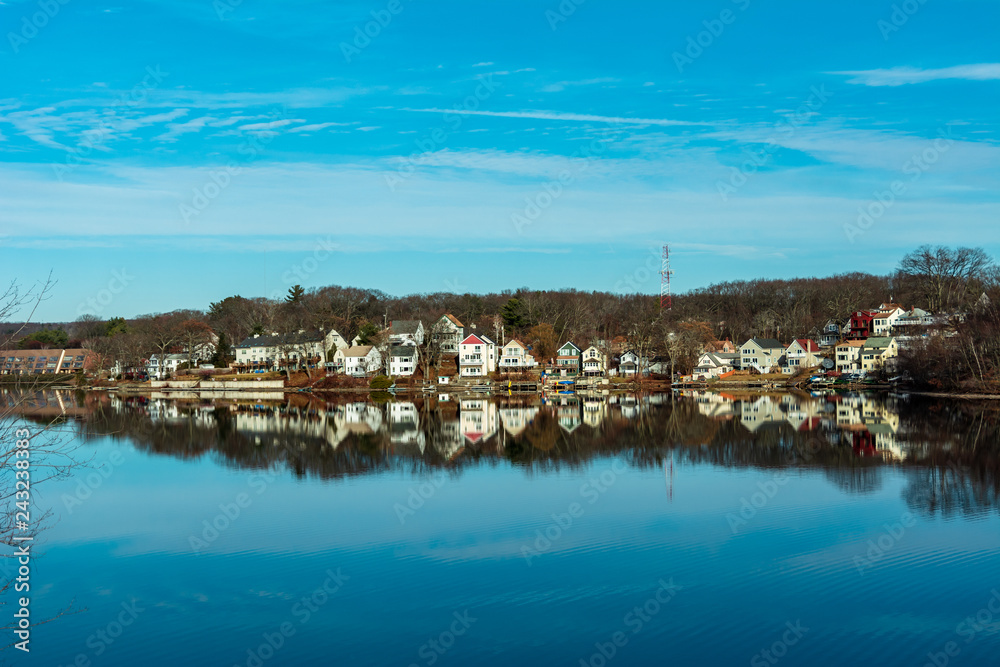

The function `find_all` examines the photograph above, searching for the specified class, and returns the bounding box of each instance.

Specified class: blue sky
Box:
[1,0,998,321]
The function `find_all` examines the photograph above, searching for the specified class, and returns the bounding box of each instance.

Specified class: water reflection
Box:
[5,387,999,516]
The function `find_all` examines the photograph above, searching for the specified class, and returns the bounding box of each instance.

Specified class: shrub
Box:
[369,375,394,390]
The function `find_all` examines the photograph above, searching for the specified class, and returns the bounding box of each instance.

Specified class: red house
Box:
[847,311,876,340]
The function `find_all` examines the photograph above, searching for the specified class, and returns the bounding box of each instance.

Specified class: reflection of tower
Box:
[665,453,674,501]
[660,245,673,310]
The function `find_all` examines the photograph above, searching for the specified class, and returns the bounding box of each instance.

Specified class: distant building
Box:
[783,339,821,374]
[459,334,497,377]
[234,329,347,373]
[835,340,865,373]
[860,337,899,373]
[431,314,464,355]
[555,342,582,376]
[337,345,382,377]
[389,345,418,376]
[389,320,424,347]
[740,338,784,374]
[499,339,536,371]
[693,352,739,380]
[0,349,92,375]
[581,346,608,376]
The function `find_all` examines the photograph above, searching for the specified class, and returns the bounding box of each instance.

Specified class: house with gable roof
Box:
[499,339,536,370]
[431,314,465,355]
[555,342,582,376]
[389,320,424,346]
[739,338,785,374]
[783,339,821,374]
[459,333,496,377]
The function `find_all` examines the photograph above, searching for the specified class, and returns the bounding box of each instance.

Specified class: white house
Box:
[783,339,821,374]
[581,346,608,376]
[459,398,499,444]
[389,345,418,376]
[873,304,906,335]
[498,339,536,370]
[459,334,497,377]
[389,320,424,347]
[337,345,382,377]
[619,350,648,376]
[693,352,739,380]
[235,329,347,373]
[835,340,865,373]
[740,338,785,374]
[146,353,188,379]
[431,314,465,355]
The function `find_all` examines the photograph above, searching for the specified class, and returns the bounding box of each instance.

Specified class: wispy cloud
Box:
[288,122,353,133]
[835,63,1000,86]
[401,108,703,127]
[539,77,618,93]
[238,119,304,132]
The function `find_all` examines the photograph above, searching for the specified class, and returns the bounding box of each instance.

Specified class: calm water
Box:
[3,389,1000,666]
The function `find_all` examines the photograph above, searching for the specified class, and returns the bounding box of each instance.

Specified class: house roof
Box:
[837,340,865,348]
[746,338,783,350]
[460,334,486,346]
[504,338,527,350]
[236,330,326,348]
[442,313,464,328]
[863,337,895,350]
[558,342,581,353]
[390,346,417,358]
[793,339,820,352]
[343,345,375,358]
[390,320,422,335]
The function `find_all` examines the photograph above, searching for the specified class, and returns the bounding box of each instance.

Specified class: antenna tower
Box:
[660,245,673,310]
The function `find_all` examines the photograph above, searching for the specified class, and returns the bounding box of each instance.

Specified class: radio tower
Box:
[660,245,673,310]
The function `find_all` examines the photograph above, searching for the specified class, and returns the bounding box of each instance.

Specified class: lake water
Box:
[3,389,1000,666]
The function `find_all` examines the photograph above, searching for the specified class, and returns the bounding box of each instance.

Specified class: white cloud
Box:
[835,64,1000,86]
[472,62,494,67]
[539,77,618,93]
[401,108,704,127]
[238,119,304,131]
[288,122,353,133]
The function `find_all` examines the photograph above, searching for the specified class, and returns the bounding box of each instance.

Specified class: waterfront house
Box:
[234,329,347,373]
[146,353,189,379]
[739,338,785,374]
[619,350,649,377]
[704,339,737,354]
[581,346,608,376]
[431,314,465,355]
[0,349,92,375]
[860,337,899,373]
[389,345,418,376]
[835,340,865,373]
[498,339,536,371]
[693,352,740,380]
[555,342,582,376]
[339,345,382,377]
[459,334,497,377]
[783,339,821,374]
[389,320,425,347]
